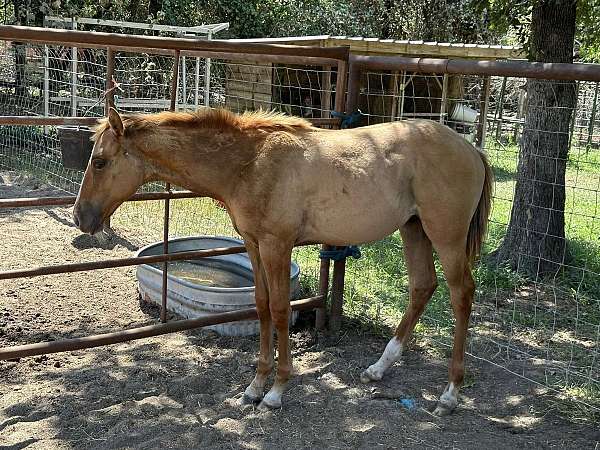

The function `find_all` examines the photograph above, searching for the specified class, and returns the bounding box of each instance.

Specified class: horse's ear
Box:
[108,107,124,136]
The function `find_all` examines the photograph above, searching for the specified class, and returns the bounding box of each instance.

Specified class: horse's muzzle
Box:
[73,201,103,235]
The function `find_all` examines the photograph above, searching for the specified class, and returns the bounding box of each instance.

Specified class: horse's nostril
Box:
[73,212,80,227]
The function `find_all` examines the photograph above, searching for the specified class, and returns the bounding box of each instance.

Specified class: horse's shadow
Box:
[70,229,139,252]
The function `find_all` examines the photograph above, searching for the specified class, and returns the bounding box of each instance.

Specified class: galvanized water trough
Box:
[136,236,301,336]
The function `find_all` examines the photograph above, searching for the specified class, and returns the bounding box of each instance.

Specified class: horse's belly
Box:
[301,197,410,246]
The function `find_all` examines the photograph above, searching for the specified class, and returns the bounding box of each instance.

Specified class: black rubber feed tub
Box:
[57,126,95,171]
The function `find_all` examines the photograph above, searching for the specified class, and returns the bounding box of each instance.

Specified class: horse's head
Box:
[73,108,146,234]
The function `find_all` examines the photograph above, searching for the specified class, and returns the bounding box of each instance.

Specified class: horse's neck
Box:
[135,128,258,201]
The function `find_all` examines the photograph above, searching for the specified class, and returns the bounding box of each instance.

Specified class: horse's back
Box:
[244,120,486,246]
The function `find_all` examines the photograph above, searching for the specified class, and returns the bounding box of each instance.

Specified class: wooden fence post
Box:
[475,76,491,149]
[327,61,357,332]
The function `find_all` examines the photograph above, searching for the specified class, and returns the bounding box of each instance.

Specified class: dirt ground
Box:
[1,171,599,450]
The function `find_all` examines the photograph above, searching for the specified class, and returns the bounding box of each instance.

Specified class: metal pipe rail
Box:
[0,117,100,126]
[0,116,341,127]
[21,45,343,66]
[349,55,600,82]
[0,245,248,280]
[0,25,350,62]
[0,190,199,208]
[0,295,324,360]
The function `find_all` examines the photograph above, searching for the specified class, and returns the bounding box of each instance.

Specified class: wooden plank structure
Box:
[223,36,525,124]
[225,60,273,112]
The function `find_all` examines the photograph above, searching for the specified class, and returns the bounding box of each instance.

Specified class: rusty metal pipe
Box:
[102,47,117,230]
[0,295,325,361]
[107,46,342,66]
[349,55,600,82]
[0,116,100,126]
[0,25,350,61]
[307,117,340,127]
[178,50,341,67]
[345,64,362,115]
[105,47,116,111]
[161,187,171,324]
[159,50,180,323]
[0,246,247,280]
[170,50,180,112]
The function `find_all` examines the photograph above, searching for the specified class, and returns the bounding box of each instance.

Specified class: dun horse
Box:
[73,107,492,415]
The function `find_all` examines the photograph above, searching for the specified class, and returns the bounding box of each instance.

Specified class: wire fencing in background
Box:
[0,41,341,191]
[0,39,339,300]
[353,71,599,405]
[0,34,599,410]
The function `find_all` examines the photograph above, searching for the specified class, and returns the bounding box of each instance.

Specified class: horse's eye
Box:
[92,159,107,170]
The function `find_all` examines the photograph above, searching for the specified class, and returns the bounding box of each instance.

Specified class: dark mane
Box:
[92,108,314,140]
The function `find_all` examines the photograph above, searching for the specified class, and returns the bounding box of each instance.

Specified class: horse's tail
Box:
[466,149,493,263]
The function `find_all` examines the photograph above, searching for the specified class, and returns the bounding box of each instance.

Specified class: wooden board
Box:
[225,60,273,112]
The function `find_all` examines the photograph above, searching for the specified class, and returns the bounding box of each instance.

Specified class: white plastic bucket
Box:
[450,104,479,123]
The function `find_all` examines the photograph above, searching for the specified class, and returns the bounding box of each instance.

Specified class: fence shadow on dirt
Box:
[2,316,599,449]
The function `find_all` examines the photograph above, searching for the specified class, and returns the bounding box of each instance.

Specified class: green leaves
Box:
[475,0,600,61]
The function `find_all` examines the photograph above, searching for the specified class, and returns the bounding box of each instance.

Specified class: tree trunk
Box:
[381,0,395,39]
[149,0,162,18]
[492,0,577,277]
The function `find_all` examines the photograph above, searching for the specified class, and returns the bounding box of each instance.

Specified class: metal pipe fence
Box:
[0,25,347,360]
[0,25,599,409]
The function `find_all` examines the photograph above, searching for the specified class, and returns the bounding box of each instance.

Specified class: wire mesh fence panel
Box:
[0,40,336,305]
[0,43,93,194]
[208,60,338,120]
[480,78,599,399]
[113,51,177,114]
[0,39,339,189]
[346,71,600,408]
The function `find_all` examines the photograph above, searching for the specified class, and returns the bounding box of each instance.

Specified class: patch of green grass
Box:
[545,383,600,424]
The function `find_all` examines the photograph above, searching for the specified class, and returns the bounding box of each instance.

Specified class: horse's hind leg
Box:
[361,217,438,383]
[430,242,475,416]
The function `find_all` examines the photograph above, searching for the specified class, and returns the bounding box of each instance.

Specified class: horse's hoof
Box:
[257,391,282,410]
[257,399,281,411]
[432,402,455,416]
[242,384,264,404]
[360,367,382,384]
[242,393,262,405]
[257,401,271,411]
[433,382,458,416]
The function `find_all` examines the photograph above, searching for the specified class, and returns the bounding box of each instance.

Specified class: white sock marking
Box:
[261,384,285,408]
[362,337,403,381]
[244,376,265,401]
[439,382,459,407]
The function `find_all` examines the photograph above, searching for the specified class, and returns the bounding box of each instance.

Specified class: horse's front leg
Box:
[242,241,273,404]
[257,239,293,409]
